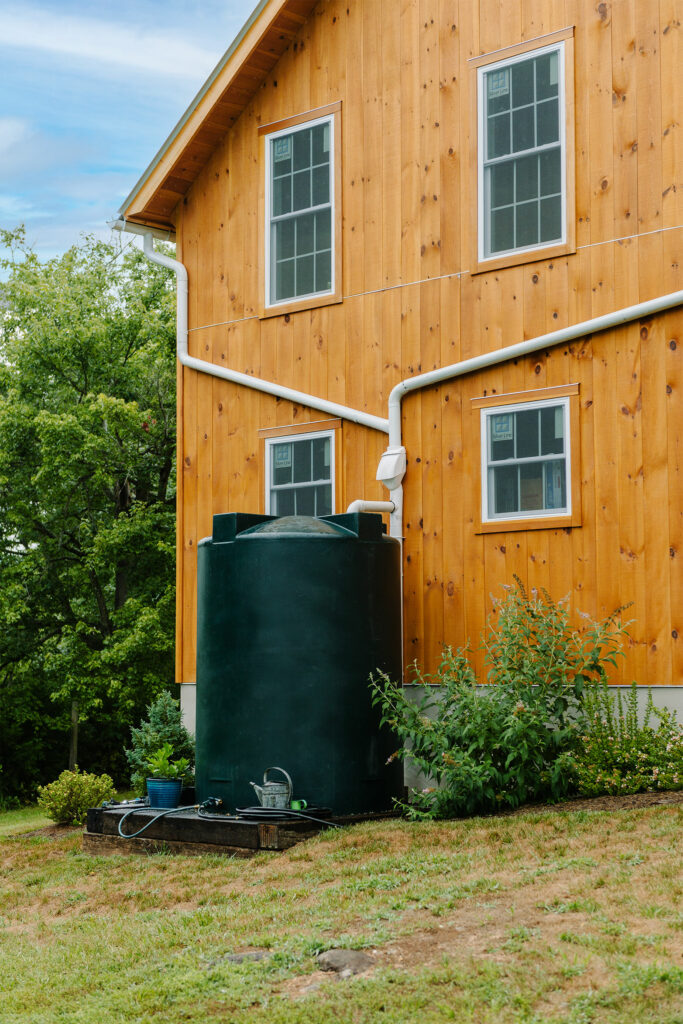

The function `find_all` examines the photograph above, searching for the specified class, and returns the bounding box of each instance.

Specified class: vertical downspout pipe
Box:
[108,219,391,436]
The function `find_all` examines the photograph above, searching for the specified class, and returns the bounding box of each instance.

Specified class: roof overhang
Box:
[118,0,318,233]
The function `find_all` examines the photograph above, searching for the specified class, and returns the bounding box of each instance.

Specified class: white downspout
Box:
[109,219,391,436]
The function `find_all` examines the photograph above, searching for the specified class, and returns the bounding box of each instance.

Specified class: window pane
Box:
[511,59,534,107]
[292,439,312,483]
[515,153,538,202]
[316,484,332,517]
[316,209,331,250]
[296,212,315,255]
[296,486,316,517]
[292,169,311,212]
[275,219,295,261]
[275,489,295,516]
[537,98,559,146]
[540,148,561,197]
[489,413,515,461]
[487,67,511,115]
[272,175,291,217]
[275,259,294,301]
[272,135,292,176]
[519,463,544,511]
[515,200,538,248]
[492,465,518,514]
[488,112,510,158]
[272,442,293,485]
[312,123,330,164]
[516,408,539,458]
[540,195,562,242]
[315,251,332,292]
[544,459,567,509]
[512,105,535,152]
[312,436,331,480]
[293,128,311,171]
[536,52,559,101]
[296,254,315,296]
[312,164,330,206]
[541,405,565,455]
[490,205,514,254]
[490,162,514,207]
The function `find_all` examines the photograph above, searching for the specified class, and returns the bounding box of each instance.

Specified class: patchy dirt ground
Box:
[504,788,683,815]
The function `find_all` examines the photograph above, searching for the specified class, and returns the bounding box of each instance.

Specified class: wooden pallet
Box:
[84,806,396,857]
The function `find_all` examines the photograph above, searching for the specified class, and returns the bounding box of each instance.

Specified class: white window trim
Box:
[477,40,567,264]
[480,396,571,524]
[265,428,336,516]
[264,112,336,310]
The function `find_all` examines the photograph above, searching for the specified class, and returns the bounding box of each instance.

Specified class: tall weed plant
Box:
[572,681,683,795]
[371,579,629,818]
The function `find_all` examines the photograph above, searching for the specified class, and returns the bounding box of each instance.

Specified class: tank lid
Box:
[241,514,353,538]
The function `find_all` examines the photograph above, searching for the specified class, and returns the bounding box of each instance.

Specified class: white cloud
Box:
[0,117,31,153]
[0,5,223,81]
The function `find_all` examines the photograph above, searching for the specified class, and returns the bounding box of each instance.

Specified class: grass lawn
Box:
[0,803,681,1023]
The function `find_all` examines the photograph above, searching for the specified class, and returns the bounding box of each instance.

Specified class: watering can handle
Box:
[264,766,293,801]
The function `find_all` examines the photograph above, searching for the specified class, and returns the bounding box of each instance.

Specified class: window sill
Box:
[258,289,342,320]
[472,240,576,276]
[475,511,580,535]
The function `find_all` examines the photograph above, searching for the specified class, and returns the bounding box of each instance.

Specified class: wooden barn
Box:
[113,0,683,724]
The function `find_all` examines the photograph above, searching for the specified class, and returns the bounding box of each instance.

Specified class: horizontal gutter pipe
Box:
[387,288,683,448]
[346,499,395,515]
[109,220,390,436]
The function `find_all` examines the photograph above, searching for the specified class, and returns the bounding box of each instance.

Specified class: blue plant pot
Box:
[146,778,183,809]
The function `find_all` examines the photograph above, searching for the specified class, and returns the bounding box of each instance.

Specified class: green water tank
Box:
[195,512,403,814]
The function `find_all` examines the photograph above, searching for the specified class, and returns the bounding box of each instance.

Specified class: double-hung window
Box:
[473,385,581,531]
[260,103,341,314]
[265,430,334,517]
[474,30,574,269]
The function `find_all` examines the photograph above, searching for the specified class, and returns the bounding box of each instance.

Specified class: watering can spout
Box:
[249,781,264,803]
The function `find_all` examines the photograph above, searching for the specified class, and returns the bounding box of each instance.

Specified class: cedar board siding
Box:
[173,0,683,687]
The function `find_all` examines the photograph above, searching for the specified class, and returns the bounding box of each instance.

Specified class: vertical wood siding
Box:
[175,0,683,686]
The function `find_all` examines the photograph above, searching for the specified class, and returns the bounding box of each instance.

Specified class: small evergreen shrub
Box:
[125,691,194,795]
[371,580,629,818]
[571,681,683,795]
[37,767,115,825]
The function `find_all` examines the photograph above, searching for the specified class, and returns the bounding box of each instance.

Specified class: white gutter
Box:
[379,288,683,523]
[109,220,390,436]
[386,289,683,448]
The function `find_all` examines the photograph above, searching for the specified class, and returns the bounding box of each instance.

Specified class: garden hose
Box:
[234,806,342,829]
[117,803,199,838]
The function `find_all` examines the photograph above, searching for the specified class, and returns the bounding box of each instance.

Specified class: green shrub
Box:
[571,681,683,796]
[37,767,115,825]
[371,580,629,819]
[125,691,194,795]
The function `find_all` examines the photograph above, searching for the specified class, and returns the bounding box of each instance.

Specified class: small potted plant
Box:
[145,742,192,808]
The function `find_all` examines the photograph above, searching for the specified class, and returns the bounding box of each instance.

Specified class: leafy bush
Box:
[125,691,194,795]
[371,580,629,818]
[145,742,191,781]
[37,767,115,825]
[571,681,683,796]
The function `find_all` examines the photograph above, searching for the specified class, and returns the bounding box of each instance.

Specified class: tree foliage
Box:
[0,228,177,801]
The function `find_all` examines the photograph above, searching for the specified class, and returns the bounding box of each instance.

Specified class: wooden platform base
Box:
[84,806,395,858]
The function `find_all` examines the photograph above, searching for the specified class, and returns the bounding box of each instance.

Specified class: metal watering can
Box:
[250,767,293,808]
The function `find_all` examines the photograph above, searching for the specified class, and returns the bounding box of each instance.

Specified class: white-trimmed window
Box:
[481,397,570,522]
[478,40,566,262]
[264,113,335,308]
[265,430,334,517]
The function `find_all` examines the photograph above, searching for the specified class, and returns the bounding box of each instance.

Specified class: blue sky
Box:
[0,1,254,261]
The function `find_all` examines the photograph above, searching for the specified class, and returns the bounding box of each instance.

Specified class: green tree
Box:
[0,228,177,801]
